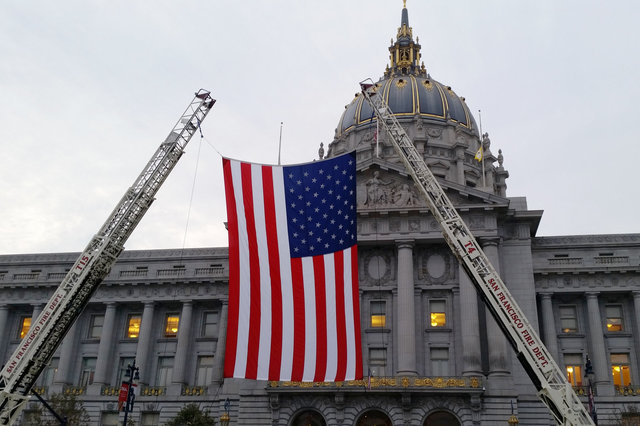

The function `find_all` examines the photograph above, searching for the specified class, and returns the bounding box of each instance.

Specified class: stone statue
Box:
[394,183,414,206]
[498,149,504,167]
[482,132,491,150]
[364,171,392,206]
[318,142,324,160]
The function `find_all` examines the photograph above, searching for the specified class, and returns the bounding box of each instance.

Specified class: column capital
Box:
[632,290,640,299]
[585,291,600,299]
[396,239,415,250]
[539,292,553,300]
[180,300,193,306]
[143,301,155,308]
[478,237,500,247]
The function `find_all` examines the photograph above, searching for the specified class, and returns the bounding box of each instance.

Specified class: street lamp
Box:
[121,360,140,426]
[220,398,230,426]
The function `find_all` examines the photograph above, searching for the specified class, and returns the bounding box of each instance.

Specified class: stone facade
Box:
[3,4,640,426]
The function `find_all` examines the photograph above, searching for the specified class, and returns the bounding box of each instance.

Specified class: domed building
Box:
[2,3,640,426]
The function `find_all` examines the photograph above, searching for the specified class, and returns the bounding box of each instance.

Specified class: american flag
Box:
[223,152,362,382]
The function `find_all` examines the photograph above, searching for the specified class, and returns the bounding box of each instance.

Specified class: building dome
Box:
[335,2,477,138]
[336,75,477,137]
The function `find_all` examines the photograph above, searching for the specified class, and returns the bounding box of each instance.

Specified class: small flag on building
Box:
[474,145,483,162]
[223,152,362,382]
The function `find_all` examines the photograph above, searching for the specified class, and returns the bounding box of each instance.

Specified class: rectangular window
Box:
[164,314,180,338]
[202,312,218,337]
[88,314,104,339]
[100,412,119,426]
[117,357,135,386]
[559,305,578,333]
[368,348,387,376]
[606,305,623,332]
[430,300,446,327]
[156,357,174,387]
[18,316,31,339]
[79,357,96,387]
[141,413,160,426]
[564,354,583,386]
[195,356,214,386]
[126,314,141,339]
[42,358,59,386]
[370,301,386,328]
[431,348,449,376]
[611,353,632,387]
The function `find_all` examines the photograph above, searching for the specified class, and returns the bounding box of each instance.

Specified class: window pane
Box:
[370,301,386,327]
[559,305,578,333]
[195,356,214,386]
[19,317,31,339]
[89,314,104,339]
[42,358,59,386]
[156,357,174,386]
[141,413,160,426]
[611,353,631,387]
[80,357,96,387]
[430,301,446,327]
[202,312,218,337]
[368,348,387,376]
[127,314,141,339]
[117,357,135,386]
[431,348,449,376]
[100,412,119,426]
[566,365,582,386]
[165,315,180,337]
[606,305,623,332]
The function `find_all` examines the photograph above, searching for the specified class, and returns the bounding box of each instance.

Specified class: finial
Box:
[403,0,407,8]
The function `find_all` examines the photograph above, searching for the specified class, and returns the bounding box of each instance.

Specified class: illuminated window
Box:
[430,300,446,327]
[370,301,386,328]
[606,305,623,332]
[611,353,631,387]
[202,311,218,337]
[431,347,449,376]
[88,314,104,339]
[18,316,31,339]
[126,314,141,339]
[164,314,180,337]
[564,354,583,386]
[559,305,578,333]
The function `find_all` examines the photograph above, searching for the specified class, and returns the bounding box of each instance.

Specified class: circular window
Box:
[291,410,326,426]
[356,409,392,426]
[424,410,460,426]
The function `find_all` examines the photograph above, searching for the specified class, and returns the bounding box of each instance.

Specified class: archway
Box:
[356,409,393,426]
[424,410,461,426]
[291,409,326,426]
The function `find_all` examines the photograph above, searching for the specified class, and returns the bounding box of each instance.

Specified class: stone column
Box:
[585,292,612,395]
[455,148,465,186]
[172,301,193,384]
[483,240,510,377]
[539,293,559,362]
[633,292,640,364]
[135,302,155,385]
[213,301,229,384]
[0,305,9,361]
[459,264,482,376]
[31,304,44,324]
[396,241,417,376]
[53,323,79,387]
[94,303,118,385]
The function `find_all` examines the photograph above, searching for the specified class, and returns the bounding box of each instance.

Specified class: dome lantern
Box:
[385,1,426,78]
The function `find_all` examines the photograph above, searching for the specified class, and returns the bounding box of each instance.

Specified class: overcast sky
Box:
[1,1,639,255]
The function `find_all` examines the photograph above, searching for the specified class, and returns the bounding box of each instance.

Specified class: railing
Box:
[615,385,640,396]
[181,385,206,396]
[13,273,40,280]
[120,270,148,278]
[62,385,86,395]
[269,376,483,390]
[595,256,629,265]
[548,258,583,266]
[141,386,166,396]
[195,267,225,276]
[157,269,185,277]
[101,385,120,396]
[47,273,67,280]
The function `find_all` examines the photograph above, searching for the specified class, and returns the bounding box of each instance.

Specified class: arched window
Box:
[291,409,326,426]
[356,409,392,426]
[424,410,461,426]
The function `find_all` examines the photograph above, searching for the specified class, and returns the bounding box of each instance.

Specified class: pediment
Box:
[356,159,509,211]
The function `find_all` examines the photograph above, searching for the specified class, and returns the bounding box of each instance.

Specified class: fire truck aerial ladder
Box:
[0,89,216,425]
[360,80,594,426]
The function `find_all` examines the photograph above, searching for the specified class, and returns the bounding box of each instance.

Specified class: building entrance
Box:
[424,410,461,426]
[355,409,392,426]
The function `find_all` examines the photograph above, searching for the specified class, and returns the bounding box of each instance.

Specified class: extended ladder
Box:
[360,80,594,426]
[0,90,216,425]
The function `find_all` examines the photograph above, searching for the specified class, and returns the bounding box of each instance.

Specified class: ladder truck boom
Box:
[0,89,216,425]
[359,81,594,426]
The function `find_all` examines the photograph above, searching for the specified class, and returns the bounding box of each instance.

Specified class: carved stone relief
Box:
[358,170,420,209]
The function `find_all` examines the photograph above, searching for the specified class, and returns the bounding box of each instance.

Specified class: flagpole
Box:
[478,110,486,188]
[278,122,283,165]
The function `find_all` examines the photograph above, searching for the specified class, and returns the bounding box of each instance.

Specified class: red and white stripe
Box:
[223,159,362,382]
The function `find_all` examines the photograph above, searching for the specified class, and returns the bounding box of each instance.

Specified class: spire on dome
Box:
[385,0,426,77]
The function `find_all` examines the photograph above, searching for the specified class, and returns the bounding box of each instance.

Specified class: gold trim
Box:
[270,376,483,390]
